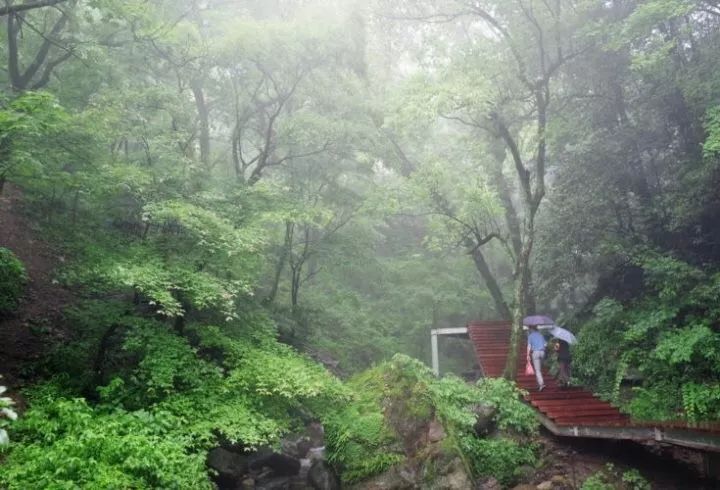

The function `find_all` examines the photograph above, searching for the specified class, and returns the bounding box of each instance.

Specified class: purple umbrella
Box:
[523,315,555,326]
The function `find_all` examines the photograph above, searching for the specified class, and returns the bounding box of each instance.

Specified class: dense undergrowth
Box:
[0,247,26,315]
[573,254,720,422]
[325,355,538,486]
[0,297,349,488]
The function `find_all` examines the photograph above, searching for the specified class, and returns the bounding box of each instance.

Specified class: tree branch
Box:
[0,0,67,17]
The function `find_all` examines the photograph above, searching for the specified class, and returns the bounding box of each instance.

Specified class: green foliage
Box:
[474,378,538,433]
[574,254,720,421]
[0,92,70,185]
[325,355,537,484]
[704,106,720,157]
[0,383,18,445]
[1,397,211,489]
[0,248,27,314]
[581,464,650,490]
[324,360,409,483]
[459,437,536,486]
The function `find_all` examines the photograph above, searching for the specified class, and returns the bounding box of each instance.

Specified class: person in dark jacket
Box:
[554,339,572,387]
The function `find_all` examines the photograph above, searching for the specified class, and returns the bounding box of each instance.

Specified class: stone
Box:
[207,447,250,489]
[250,452,302,477]
[516,465,535,482]
[255,476,291,490]
[472,404,497,436]
[536,481,553,490]
[307,460,340,490]
[306,421,325,447]
[352,467,414,489]
[477,477,502,490]
[551,475,567,485]
[428,418,446,443]
[307,446,326,461]
[510,485,537,490]
[240,477,255,489]
[432,457,473,489]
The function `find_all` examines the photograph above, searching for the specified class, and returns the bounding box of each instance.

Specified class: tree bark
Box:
[0,0,67,17]
[469,244,511,320]
[266,221,293,304]
[504,215,536,380]
[191,80,210,167]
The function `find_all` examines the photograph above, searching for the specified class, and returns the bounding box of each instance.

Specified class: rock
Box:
[207,447,250,489]
[472,404,497,436]
[250,452,301,477]
[516,465,535,482]
[255,476,291,490]
[477,477,502,490]
[281,434,313,459]
[551,475,567,485]
[428,418,446,443]
[307,446,325,461]
[511,485,536,490]
[306,421,325,448]
[240,477,255,489]
[432,457,473,489]
[352,466,414,489]
[307,460,340,490]
[536,481,553,490]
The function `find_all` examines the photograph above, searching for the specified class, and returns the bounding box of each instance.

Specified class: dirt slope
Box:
[0,185,73,386]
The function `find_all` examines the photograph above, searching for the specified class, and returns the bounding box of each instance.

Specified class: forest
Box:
[1,0,719,488]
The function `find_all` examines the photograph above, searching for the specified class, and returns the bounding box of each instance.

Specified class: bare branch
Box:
[0,0,67,17]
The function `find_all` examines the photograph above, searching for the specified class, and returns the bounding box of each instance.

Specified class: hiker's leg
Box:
[532,351,544,387]
[558,361,569,385]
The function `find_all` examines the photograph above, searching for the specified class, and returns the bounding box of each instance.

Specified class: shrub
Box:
[0,247,27,314]
[325,355,539,485]
[581,464,650,490]
[0,397,211,489]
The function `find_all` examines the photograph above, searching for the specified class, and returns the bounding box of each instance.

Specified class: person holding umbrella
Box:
[527,324,547,392]
[549,326,577,388]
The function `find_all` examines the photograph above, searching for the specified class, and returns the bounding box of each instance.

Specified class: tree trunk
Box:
[191,80,210,167]
[504,216,536,380]
[469,244,511,320]
[266,221,293,304]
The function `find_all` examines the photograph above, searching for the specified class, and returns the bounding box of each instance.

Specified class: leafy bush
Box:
[459,437,536,485]
[581,464,650,490]
[474,378,538,433]
[1,397,211,489]
[0,247,27,314]
[0,382,18,445]
[325,354,538,485]
[574,254,720,421]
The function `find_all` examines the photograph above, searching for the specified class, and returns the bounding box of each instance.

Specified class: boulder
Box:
[307,460,340,490]
[207,447,250,489]
[255,476,291,490]
[427,418,446,443]
[250,452,301,477]
[352,466,414,489]
[477,477,502,490]
[536,481,553,490]
[472,404,497,436]
[431,457,473,489]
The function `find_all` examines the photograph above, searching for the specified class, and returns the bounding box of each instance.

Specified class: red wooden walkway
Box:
[467,321,720,452]
[468,321,629,427]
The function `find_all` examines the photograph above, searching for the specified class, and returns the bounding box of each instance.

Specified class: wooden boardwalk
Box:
[466,321,720,453]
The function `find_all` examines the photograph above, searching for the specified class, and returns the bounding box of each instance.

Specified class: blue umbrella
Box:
[549,326,577,344]
[523,315,555,326]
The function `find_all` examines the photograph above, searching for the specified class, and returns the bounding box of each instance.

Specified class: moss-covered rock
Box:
[325,354,539,488]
